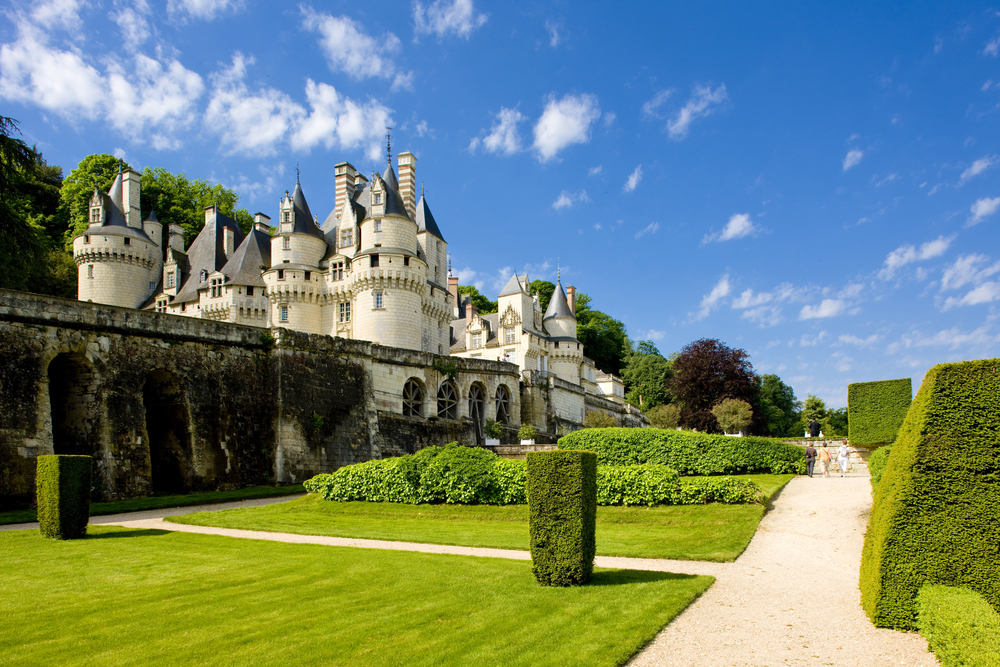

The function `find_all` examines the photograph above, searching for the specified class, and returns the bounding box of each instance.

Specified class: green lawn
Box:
[0,526,712,667]
[0,484,305,525]
[170,474,795,562]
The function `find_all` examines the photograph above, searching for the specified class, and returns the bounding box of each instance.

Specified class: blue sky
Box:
[3,0,1000,407]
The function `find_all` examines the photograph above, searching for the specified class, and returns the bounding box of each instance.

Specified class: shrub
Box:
[517,424,537,441]
[557,427,804,475]
[597,465,680,506]
[583,411,617,428]
[484,419,503,439]
[677,477,766,504]
[527,450,597,586]
[917,585,1000,667]
[646,404,680,429]
[419,443,498,504]
[711,398,753,434]
[860,358,1000,630]
[867,445,892,493]
[848,378,912,446]
[36,455,92,540]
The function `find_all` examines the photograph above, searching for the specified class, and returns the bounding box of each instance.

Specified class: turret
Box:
[543,278,577,339]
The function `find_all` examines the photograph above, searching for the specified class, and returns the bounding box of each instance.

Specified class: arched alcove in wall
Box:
[48,353,102,458]
[142,369,192,494]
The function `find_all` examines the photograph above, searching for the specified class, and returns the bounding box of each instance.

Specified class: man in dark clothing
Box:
[804,443,817,477]
[808,418,821,438]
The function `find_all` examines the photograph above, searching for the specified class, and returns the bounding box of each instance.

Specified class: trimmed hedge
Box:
[867,445,892,492]
[527,450,597,586]
[557,427,804,475]
[860,358,1000,630]
[36,455,92,540]
[917,585,1000,667]
[848,378,912,446]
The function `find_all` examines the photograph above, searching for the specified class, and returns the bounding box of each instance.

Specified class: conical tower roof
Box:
[374,166,411,220]
[415,194,445,242]
[543,280,574,321]
[499,273,529,298]
[287,178,325,240]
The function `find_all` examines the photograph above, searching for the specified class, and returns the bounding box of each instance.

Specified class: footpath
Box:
[4,472,938,666]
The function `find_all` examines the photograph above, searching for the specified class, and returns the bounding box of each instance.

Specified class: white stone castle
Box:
[72,149,637,433]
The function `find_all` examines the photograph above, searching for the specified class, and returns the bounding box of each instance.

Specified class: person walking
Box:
[808,418,821,438]
[837,442,851,477]
[818,443,832,478]
[804,443,817,477]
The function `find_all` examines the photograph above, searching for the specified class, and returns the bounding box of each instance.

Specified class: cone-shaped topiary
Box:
[36,455,92,540]
[859,359,1000,630]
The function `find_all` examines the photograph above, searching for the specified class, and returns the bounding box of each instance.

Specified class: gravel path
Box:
[4,472,938,666]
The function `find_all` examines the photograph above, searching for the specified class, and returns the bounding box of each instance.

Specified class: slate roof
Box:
[543,280,575,320]
[415,195,445,242]
[222,227,271,287]
[172,208,245,304]
[80,171,153,242]
[287,181,325,241]
[375,166,412,221]
[498,273,529,298]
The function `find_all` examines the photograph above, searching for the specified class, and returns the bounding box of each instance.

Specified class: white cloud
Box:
[603,112,616,126]
[587,165,602,176]
[470,107,525,156]
[888,326,1000,353]
[940,254,1000,291]
[838,333,880,347]
[106,54,205,141]
[634,221,659,239]
[968,196,1000,226]
[690,274,730,321]
[941,282,1000,310]
[874,172,898,187]
[31,0,86,32]
[983,80,995,92]
[622,165,642,193]
[302,9,406,82]
[799,331,829,347]
[878,235,954,280]
[984,36,1000,57]
[741,305,783,327]
[545,21,561,47]
[291,79,392,160]
[666,84,728,140]
[551,190,589,210]
[799,299,846,320]
[642,89,673,118]
[843,149,863,171]
[167,0,243,21]
[833,352,853,372]
[532,93,601,161]
[414,119,431,137]
[111,0,152,49]
[644,329,665,341]
[959,155,998,184]
[702,212,758,244]
[413,0,487,39]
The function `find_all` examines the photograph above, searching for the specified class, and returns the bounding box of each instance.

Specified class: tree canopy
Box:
[758,374,800,437]
[457,285,497,315]
[574,292,628,376]
[529,279,554,313]
[620,338,673,409]
[670,338,761,433]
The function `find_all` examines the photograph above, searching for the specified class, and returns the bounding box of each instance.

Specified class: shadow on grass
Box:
[85,528,172,539]
[588,569,702,587]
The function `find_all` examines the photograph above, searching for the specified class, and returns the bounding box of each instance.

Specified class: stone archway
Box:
[47,353,102,458]
[143,369,192,494]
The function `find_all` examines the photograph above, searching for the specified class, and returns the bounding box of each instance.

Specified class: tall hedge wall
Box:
[848,378,912,445]
[527,450,597,586]
[859,359,1000,630]
[557,428,803,475]
[36,455,92,540]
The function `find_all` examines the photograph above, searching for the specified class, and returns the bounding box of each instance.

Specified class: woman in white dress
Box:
[837,443,851,477]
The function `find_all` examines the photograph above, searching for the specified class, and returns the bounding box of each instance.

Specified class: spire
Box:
[296,163,300,184]
[447,256,452,277]
[385,126,393,168]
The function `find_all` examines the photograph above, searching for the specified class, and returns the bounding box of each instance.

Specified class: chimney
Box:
[122,168,142,228]
[204,204,216,227]
[253,212,271,234]
[168,223,184,252]
[449,274,460,318]
[223,227,235,257]
[468,296,477,322]
[355,172,368,191]
[566,285,576,315]
[334,162,357,218]
[397,152,417,219]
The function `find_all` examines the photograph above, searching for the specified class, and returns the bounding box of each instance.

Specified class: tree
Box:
[574,292,628,376]
[529,279,554,313]
[711,398,754,435]
[795,394,844,437]
[457,285,497,314]
[670,338,761,433]
[620,338,673,409]
[646,403,680,429]
[140,167,250,244]
[583,411,617,428]
[60,154,131,247]
[758,374,800,437]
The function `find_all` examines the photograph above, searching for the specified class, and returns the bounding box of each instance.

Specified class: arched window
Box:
[468,384,485,428]
[495,385,511,425]
[437,382,457,419]
[403,379,423,417]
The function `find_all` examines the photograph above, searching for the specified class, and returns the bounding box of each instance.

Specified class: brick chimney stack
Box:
[398,152,416,219]
[334,162,357,218]
[566,285,576,315]
[449,274,460,318]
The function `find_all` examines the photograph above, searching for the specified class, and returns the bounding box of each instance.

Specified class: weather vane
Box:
[386,126,393,166]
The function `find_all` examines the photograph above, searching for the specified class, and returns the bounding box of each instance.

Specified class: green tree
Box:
[758,374,800,437]
[457,285,497,315]
[670,338,761,433]
[60,154,130,247]
[620,338,673,409]
[796,394,844,436]
[711,398,754,435]
[583,411,617,428]
[574,292,628,376]
[646,403,681,429]
[140,167,249,244]
[529,279,554,313]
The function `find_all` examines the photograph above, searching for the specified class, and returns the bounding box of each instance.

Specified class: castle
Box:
[71,148,642,439]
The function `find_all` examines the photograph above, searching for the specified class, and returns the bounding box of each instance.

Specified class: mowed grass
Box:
[0,526,712,667]
[171,474,794,562]
[0,484,306,525]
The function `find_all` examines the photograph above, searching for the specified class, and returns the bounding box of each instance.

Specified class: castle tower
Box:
[73,167,162,308]
[543,277,582,384]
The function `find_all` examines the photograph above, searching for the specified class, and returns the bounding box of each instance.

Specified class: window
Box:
[282,236,290,250]
[304,271,311,281]
[471,333,482,349]
[200,269,208,282]
[370,254,379,268]
[403,379,423,417]
[210,277,222,297]
[84,235,90,244]
[87,265,93,279]
[332,261,344,280]
[373,291,384,309]
[374,219,381,232]
[468,384,485,431]
[283,211,290,222]
[155,299,167,313]
[166,271,175,288]
[149,282,156,292]
[341,229,353,247]
[246,286,254,296]
[280,305,288,322]
[495,385,511,425]
[277,269,284,280]
[123,237,130,246]
[339,301,351,323]
[505,329,517,344]
[374,193,382,205]
[89,209,99,223]
[437,382,457,419]
[403,256,409,267]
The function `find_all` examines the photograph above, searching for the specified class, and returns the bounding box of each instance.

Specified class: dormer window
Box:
[471,333,482,349]
[200,269,208,282]
[89,209,100,224]
[332,261,344,280]
[374,193,382,205]
[341,229,353,247]
[283,211,291,223]
[166,271,175,288]
[210,277,223,297]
